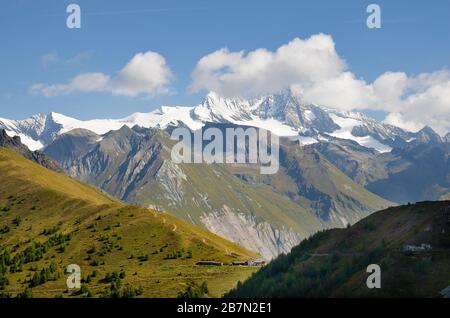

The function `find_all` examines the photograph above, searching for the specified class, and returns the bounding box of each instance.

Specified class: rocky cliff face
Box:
[307,131,450,204]
[0,129,61,172]
[200,206,302,258]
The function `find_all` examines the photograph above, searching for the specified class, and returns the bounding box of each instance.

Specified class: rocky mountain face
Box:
[0,113,65,150]
[0,129,61,172]
[43,124,390,259]
[254,91,339,133]
[308,127,450,204]
[367,139,450,203]
[44,128,100,167]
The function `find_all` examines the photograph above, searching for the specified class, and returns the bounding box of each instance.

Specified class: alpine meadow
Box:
[1,0,450,306]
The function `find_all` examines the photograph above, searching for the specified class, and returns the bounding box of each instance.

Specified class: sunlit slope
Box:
[0,148,257,298]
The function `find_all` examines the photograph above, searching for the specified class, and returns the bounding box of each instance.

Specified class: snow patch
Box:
[4,130,44,151]
[329,114,392,153]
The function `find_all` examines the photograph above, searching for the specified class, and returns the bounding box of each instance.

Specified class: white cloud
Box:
[40,52,91,67]
[189,34,345,97]
[383,112,423,132]
[32,51,174,98]
[111,52,174,96]
[383,74,450,134]
[190,34,450,134]
[31,73,110,96]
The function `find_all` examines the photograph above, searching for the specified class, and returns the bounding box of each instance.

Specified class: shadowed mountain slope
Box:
[227,201,450,298]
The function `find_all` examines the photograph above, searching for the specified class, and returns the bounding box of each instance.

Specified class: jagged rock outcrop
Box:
[0,129,62,172]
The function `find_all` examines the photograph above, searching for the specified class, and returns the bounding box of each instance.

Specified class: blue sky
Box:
[0,0,449,125]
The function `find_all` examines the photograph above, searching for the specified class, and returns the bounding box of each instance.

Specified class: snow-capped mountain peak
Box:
[0,91,420,153]
[193,91,260,123]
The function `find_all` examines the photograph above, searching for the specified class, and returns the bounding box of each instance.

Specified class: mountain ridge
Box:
[1,90,436,153]
[0,129,61,172]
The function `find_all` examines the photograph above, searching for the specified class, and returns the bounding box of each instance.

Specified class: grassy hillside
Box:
[0,148,257,298]
[227,201,450,298]
[132,161,322,242]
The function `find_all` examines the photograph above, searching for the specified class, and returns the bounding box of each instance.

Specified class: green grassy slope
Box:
[227,201,450,298]
[132,161,322,238]
[0,148,257,298]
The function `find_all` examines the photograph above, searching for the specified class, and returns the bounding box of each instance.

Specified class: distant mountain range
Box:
[1,90,449,259]
[308,131,450,204]
[0,90,430,152]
